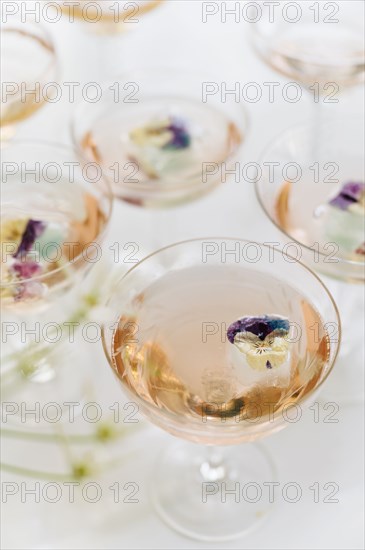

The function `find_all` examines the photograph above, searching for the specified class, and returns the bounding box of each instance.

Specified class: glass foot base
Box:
[150,440,276,542]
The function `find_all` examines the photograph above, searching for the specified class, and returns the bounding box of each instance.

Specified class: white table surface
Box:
[1,1,364,549]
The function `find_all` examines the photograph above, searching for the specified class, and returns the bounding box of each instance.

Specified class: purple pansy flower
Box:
[329,182,365,211]
[13,220,46,259]
[227,315,290,371]
[163,118,191,151]
[227,315,290,344]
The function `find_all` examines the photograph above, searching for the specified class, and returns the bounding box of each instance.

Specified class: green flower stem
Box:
[0,462,79,482]
[1,449,137,482]
[1,423,142,444]
[1,428,116,444]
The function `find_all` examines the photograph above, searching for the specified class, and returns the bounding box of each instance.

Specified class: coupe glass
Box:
[102,238,340,541]
[249,0,364,147]
[0,17,58,141]
[256,116,364,403]
[72,68,248,207]
[249,0,364,90]
[1,142,113,410]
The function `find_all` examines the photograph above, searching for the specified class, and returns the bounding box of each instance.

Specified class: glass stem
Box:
[199,446,226,482]
[311,93,324,160]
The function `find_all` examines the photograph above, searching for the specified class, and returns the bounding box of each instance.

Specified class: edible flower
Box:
[329,182,365,214]
[227,315,290,371]
[13,220,47,258]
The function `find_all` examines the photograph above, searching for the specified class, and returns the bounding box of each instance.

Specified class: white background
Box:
[1,1,364,549]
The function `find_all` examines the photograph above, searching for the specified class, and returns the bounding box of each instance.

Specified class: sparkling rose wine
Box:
[111,265,330,428]
[0,29,56,132]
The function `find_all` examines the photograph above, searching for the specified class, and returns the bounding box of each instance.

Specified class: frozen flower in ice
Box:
[14,220,47,258]
[322,183,365,258]
[130,117,191,151]
[128,116,192,181]
[329,182,365,215]
[163,118,191,150]
[0,218,47,302]
[323,183,365,257]
[227,315,290,371]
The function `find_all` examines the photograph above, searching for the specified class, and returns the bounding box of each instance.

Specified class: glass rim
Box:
[249,19,365,68]
[1,139,114,288]
[57,0,164,22]
[101,237,341,432]
[1,19,58,86]
[255,117,365,268]
[70,67,249,193]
